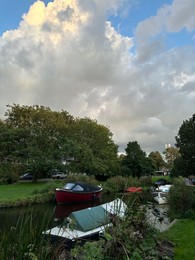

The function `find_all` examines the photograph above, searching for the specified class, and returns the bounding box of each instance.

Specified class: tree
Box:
[163,146,180,170]
[4,104,74,181]
[68,117,119,176]
[2,104,118,180]
[122,141,155,178]
[172,113,195,177]
[148,151,164,171]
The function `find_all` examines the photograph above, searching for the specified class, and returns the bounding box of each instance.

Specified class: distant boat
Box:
[125,187,143,193]
[153,184,172,204]
[55,182,103,204]
[43,198,127,241]
[153,192,168,205]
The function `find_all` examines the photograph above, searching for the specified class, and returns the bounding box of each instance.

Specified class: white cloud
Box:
[0,0,195,154]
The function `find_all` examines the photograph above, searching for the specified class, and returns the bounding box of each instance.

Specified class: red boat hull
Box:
[55,189,103,204]
[125,187,143,193]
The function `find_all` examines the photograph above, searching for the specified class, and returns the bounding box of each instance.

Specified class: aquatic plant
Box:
[0,208,54,259]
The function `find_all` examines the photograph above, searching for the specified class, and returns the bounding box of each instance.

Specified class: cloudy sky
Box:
[0,0,195,154]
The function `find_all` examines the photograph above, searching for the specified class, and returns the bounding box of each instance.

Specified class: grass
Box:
[0,181,60,207]
[158,218,195,260]
[151,175,172,183]
[0,182,48,201]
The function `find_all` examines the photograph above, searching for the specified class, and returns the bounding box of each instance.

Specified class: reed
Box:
[0,207,55,259]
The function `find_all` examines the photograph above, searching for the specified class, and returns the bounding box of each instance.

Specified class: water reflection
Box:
[54,199,102,221]
[0,193,116,235]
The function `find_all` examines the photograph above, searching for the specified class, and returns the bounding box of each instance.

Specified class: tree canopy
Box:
[121,141,155,178]
[0,104,118,180]
[172,113,195,177]
[148,151,164,171]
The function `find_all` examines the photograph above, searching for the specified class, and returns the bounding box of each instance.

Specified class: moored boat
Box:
[153,192,168,205]
[55,182,103,204]
[152,184,172,205]
[125,187,143,193]
[43,198,127,241]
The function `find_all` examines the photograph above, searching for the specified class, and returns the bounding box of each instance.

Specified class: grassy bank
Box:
[158,218,195,260]
[0,181,59,207]
[0,174,100,207]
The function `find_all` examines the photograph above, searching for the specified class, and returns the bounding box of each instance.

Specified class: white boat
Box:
[153,184,172,204]
[153,192,167,205]
[43,198,127,241]
[156,184,172,192]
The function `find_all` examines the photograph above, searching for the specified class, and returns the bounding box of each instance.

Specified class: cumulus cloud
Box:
[0,0,195,153]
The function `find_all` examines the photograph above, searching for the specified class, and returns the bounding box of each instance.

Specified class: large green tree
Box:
[172,113,195,177]
[67,117,119,176]
[163,146,180,170]
[148,151,164,171]
[122,141,155,178]
[1,104,118,180]
[4,104,74,180]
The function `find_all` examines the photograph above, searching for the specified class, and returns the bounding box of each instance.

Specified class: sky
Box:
[0,0,195,154]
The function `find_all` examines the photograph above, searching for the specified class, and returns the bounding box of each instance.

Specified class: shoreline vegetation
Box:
[0,175,194,259]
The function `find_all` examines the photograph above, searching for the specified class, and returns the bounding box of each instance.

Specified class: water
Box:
[0,192,170,236]
[0,193,115,235]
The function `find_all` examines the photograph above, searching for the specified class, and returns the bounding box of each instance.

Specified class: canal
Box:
[0,193,115,235]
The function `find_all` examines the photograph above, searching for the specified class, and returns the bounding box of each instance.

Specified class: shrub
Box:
[105,176,142,193]
[168,178,195,219]
[71,200,159,259]
[65,173,99,186]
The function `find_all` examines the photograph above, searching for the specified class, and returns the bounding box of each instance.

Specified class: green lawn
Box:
[158,219,195,260]
[151,175,172,183]
[0,182,50,203]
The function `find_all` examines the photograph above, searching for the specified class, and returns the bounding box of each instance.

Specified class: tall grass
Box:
[0,207,55,259]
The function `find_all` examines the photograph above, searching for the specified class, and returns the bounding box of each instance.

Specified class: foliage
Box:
[167,178,195,219]
[71,240,105,260]
[148,151,165,171]
[0,162,24,184]
[173,113,195,177]
[105,175,142,193]
[0,104,118,180]
[67,117,119,176]
[163,147,180,170]
[0,209,53,259]
[65,173,99,186]
[121,141,155,178]
[71,199,159,259]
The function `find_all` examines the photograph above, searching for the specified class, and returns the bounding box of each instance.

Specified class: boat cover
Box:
[67,205,109,232]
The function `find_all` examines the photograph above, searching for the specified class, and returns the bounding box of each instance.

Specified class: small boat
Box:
[43,198,127,241]
[125,187,143,193]
[153,185,172,204]
[153,192,168,205]
[55,182,103,204]
[156,184,172,192]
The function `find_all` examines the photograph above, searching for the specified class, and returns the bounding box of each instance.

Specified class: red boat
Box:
[55,182,103,204]
[124,187,143,193]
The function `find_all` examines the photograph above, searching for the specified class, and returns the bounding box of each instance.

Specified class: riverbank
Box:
[0,181,58,207]
[0,176,194,259]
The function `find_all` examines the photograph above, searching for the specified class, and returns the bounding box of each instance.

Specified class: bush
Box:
[168,178,195,219]
[105,176,142,193]
[71,200,159,259]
